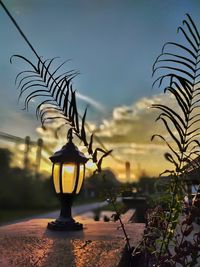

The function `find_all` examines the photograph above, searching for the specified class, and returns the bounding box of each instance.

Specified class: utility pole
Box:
[125,161,131,183]
[24,136,30,170]
[35,138,43,176]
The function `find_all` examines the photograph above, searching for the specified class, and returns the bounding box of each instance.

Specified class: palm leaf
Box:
[12,54,112,172]
[152,14,200,170]
[11,56,78,127]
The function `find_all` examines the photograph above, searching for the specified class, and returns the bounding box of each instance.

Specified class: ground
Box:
[0,211,145,267]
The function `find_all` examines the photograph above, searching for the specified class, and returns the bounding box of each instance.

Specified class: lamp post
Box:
[47,129,88,231]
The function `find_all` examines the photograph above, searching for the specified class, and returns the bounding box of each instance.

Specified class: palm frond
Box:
[152,14,200,169]
[12,55,112,171]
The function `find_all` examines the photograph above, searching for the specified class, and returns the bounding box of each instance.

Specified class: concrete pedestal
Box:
[0,214,144,267]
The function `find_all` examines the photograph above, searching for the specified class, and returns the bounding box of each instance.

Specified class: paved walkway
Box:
[0,209,145,267]
[39,201,108,219]
[2,201,108,226]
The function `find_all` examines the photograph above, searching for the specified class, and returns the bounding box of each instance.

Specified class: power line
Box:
[0,131,36,145]
[0,0,39,60]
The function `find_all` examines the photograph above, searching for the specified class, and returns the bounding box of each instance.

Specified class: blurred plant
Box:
[133,14,200,266]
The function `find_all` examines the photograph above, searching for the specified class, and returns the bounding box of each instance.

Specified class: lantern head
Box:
[50,131,88,195]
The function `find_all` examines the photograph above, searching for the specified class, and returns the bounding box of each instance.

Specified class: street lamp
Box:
[47,129,88,231]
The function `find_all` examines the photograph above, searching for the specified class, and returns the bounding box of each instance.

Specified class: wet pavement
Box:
[0,211,145,267]
[0,235,124,267]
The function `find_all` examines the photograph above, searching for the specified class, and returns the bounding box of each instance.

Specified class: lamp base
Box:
[47,219,83,231]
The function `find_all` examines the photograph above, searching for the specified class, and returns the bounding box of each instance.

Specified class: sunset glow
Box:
[1,0,199,181]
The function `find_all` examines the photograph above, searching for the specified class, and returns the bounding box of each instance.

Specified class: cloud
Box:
[95,94,165,143]
[92,93,176,178]
[112,96,161,121]
[34,92,177,179]
[76,92,106,114]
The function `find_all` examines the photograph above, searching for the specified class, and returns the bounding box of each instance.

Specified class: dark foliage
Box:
[137,14,200,267]
[0,148,57,210]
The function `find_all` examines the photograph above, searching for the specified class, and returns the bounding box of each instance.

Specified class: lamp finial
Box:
[67,128,73,143]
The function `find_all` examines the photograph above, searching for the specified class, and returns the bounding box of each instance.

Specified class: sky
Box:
[0,0,200,181]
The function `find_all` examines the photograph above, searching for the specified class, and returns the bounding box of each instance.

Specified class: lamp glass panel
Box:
[53,163,60,193]
[76,164,84,194]
[62,163,77,193]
